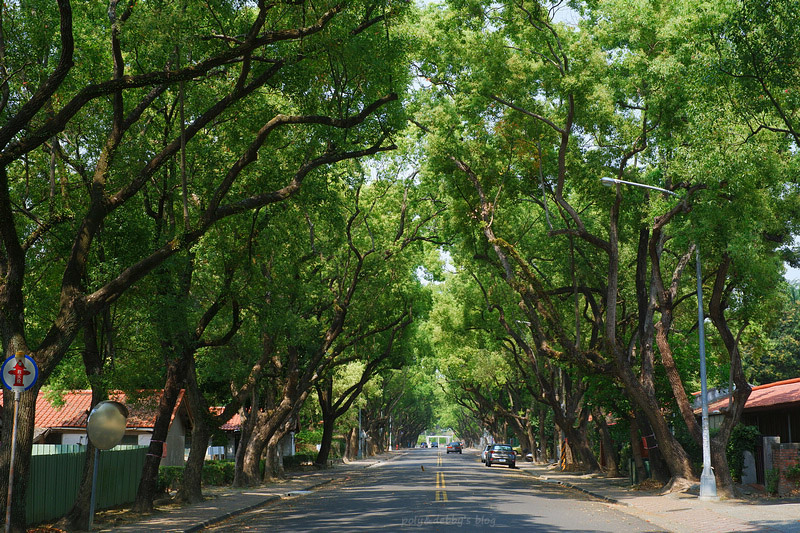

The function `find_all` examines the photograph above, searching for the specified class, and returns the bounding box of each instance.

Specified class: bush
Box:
[726,424,760,482]
[157,466,184,493]
[766,468,780,495]
[158,460,236,492]
[283,454,316,468]
[202,460,236,485]
[785,463,800,486]
[295,428,324,445]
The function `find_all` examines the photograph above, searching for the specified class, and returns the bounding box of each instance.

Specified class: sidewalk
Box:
[95,452,404,533]
[515,462,800,533]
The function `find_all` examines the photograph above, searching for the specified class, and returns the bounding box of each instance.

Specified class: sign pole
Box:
[2,352,37,533]
[87,447,100,530]
[85,400,129,530]
[5,390,20,533]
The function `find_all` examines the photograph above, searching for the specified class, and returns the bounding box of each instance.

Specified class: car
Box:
[481,444,491,463]
[420,442,428,448]
[485,444,515,468]
[431,442,438,448]
[446,442,463,454]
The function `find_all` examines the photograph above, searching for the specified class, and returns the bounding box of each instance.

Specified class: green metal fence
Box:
[26,445,147,525]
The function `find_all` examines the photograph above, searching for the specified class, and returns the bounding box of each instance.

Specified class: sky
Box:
[786,264,800,283]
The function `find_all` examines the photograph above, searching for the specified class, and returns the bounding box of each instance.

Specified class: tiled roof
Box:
[209,406,242,431]
[221,413,242,431]
[703,377,800,414]
[2,389,188,430]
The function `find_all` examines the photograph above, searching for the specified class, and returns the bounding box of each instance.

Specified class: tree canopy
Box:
[2,0,799,528]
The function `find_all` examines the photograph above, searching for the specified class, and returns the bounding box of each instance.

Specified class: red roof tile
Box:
[703,377,800,413]
[209,406,242,431]
[221,413,242,431]
[1,389,188,430]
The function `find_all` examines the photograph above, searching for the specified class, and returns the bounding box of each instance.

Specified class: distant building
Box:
[6,389,190,466]
[699,377,800,443]
[696,377,800,487]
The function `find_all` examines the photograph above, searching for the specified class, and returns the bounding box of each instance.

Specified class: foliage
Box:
[296,428,325,446]
[785,463,800,486]
[4,0,800,516]
[283,454,317,468]
[201,460,236,486]
[766,469,780,495]
[743,282,800,384]
[157,460,236,493]
[726,425,760,482]
[157,466,184,493]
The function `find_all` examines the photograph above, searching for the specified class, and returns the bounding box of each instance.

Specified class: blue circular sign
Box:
[1,354,39,391]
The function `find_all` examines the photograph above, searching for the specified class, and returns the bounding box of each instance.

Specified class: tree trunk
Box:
[132,360,185,512]
[538,407,548,462]
[636,413,671,483]
[525,413,536,461]
[240,413,270,486]
[233,402,258,487]
[711,437,735,498]
[615,361,695,488]
[315,411,336,467]
[594,408,620,477]
[60,314,110,529]
[239,392,302,486]
[178,419,210,504]
[629,415,648,483]
[345,427,359,461]
[263,438,282,483]
[560,419,600,472]
[176,364,210,503]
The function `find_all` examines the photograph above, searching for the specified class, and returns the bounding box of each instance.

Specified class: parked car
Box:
[485,444,516,468]
[481,444,491,463]
[420,442,428,448]
[446,442,463,454]
[431,442,438,448]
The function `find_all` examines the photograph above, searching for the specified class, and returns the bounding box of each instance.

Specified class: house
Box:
[700,378,800,443]
[698,377,800,487]
[2,390,298,467]
[25,389,191,466]
[207,409,296,461]
[206,408,241,460]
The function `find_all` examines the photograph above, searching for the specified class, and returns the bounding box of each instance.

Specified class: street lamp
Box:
[601,177,718,500]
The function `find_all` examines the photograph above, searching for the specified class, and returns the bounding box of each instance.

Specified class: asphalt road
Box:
[204,448,666,532]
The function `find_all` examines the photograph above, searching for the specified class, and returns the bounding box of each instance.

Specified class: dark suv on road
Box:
[485,444,515,468]
[446,442,463,454]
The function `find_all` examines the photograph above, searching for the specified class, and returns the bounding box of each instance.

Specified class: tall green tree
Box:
[413,0,796,495]
[0,0,407,527]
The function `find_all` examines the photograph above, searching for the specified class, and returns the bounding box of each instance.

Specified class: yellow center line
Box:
[434,469,448,502]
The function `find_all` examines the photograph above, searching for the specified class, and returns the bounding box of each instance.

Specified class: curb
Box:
[183,494,281,533]
[517,468,624,506]
[362,451,409,468]
[181,454,404,532]
[181,476,339,532]
[539,476,623,505]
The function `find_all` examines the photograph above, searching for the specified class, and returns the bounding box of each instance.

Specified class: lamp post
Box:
[601,177,717,500]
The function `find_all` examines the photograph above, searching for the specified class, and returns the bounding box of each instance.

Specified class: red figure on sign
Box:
[9,360,30,387]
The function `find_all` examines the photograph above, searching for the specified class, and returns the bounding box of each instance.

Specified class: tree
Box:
[743,282,800,384]
[413,0,796,495]
[0,0,406,527]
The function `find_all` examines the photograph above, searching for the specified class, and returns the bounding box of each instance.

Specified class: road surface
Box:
[205,448,665,531]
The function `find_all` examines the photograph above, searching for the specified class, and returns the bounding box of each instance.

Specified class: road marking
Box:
[437,451,442,466]
[435,471,448,502]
